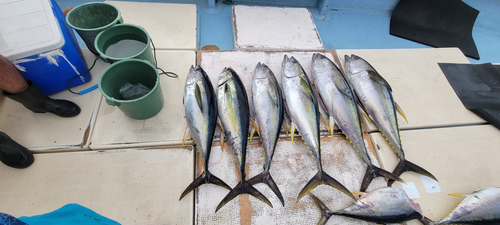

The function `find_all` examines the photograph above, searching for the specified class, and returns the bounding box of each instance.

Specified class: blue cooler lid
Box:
[0,0,64,61]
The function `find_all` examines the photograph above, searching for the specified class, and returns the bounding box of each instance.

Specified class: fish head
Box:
[344,54,369,75]
[253,62,274,80]
[218,67,236,87]
[185,65,204,86]
[311,53,331,73]
[281,55,301,79]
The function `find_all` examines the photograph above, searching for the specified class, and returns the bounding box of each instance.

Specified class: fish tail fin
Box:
[388,159,438,186]
[248,171,284,206]
[419,216,436,225]
[360,165,405,192]
[309,194,334,225]
[179,170,231,200]
[215,180,273,213]
[297,170,356,202]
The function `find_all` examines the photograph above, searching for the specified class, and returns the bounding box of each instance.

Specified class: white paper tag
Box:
[401,182,421,199]
[421,175,441,193]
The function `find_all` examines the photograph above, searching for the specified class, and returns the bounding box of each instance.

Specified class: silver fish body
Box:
[311,187,423,225]
[249,63,285,205]
[438,187,500,224]
[344,54,402,154]
[281,55,355,201]
[184,65,218,163]
[215,67,272,212]
[311,53,402,192]
[344,54,436,184]
[311,53,369,164]
[252,62,283,172]
[179,66,230,200]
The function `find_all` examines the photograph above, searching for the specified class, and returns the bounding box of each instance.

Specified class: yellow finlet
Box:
[395,101,408,123]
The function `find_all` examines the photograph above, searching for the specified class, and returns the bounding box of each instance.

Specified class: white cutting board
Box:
[371,124,500,223]
[0,147,194,224]
[336,48,485,131]
[105,1,197,50]
[89,50,195,149]
[233,5,323,50]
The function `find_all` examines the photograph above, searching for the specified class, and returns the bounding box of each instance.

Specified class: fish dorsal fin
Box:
[195,82,204,112]
[367,70,392,92]
[299,76,315,104]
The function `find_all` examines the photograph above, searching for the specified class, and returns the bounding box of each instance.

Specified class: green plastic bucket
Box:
[99,59,163,120]
[66,2,123,55]
[94,24,154,64]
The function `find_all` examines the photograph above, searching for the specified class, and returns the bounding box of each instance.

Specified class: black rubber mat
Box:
[391,0,480,59]
[439,63,500,129]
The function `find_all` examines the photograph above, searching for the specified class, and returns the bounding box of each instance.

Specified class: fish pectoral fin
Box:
[367,70,392,92]
[248,171,285,206]
[299,76,316,104]
[266,80,280,108]
[361,165,405,192]
[195,82,204,111]
[448,193,468,198]
[309,194,334,225]
[215,180,273,213]
[395,101,408,124]
[297,170,356,202]
[182,127,191,147]
[290,122,296,144]
[388,159,438,186]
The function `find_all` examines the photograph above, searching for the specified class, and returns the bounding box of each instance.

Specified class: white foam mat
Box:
[336,48,484,131]
[233,5,323,50]
[105,1,197,50]
[89,50,195,149]
[0,49,104,152]
[371,124,500,223]
[0,147,194,224]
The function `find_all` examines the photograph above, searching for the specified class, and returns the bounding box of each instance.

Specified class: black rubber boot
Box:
[3,80,81,117]
[0,132,34,168]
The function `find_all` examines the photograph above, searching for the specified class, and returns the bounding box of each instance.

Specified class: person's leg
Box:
[0,55,28,93]
[1,55,81,117]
